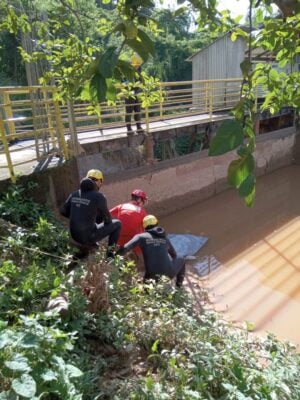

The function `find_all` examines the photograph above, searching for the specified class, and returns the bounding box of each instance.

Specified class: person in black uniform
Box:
[60,169,121,257]
[125,54,145,135]
[117,215,185,287]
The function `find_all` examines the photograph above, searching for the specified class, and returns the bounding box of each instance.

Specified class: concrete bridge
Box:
[0,79,242,182]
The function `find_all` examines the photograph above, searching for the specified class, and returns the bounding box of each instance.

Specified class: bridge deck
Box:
[0,112,230,181]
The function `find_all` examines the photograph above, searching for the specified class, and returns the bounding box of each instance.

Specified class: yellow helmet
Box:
[87,169,104,181]
[131,53,143,68]
[143,215,158,229]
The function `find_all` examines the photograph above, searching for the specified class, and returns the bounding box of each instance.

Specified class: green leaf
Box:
[5,354,31,372]
[106,79,117,102]
[90,73,107,103]
[65,364,83,378]
[173,6,188,17]
[245,320,255,332]
[208,120,244,156]
[12,374,36,398]
[278,58,289,68]
[53,276,61,287]
[269,68,279,82]
[244,184,256,207]
[0,330,16,349]
[238,174,256,197]
[231,31,237,42]
[41,369,57,382]
[98,47,118,78]
[117,59,136,81]
[112,22,125,34]
[240,60,252,77]
[151,339,159,353]
[135,0,154,7]
[137,29,155,56]
[227,153,255,189]
[82,56,100,81]
[0,320,7,331]
[125,38,149,62]
[255,8,264,24]
[125,21,138,39]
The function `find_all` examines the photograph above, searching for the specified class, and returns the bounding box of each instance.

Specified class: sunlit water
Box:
[161,165,300,347]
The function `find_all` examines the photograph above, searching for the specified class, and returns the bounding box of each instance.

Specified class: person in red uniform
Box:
[110,189,148,254]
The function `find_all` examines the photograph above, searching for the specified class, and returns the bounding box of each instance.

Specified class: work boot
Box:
[126,125,134,136]
[106,246,116,260]
[175,270,185,288]
[136,124,145,134]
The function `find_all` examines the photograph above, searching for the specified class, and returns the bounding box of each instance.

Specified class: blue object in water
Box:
[168,234,209,258]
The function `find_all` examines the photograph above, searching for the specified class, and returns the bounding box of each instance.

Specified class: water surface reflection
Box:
[161,165,300,346]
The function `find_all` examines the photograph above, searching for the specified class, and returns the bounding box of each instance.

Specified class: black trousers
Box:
[144,257,186,287]
[125,97,141,126]
[89,219,121,247]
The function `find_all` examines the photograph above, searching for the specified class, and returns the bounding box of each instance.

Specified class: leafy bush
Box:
[1,186,300,400]
[0,258,66,321]
[96,261,300,400]
[27,217,70,256]
[0,315,83,399]
[0,183,52,228]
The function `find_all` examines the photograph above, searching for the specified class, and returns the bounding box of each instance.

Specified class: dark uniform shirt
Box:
[118,226,181,279]
[60,178,112,244]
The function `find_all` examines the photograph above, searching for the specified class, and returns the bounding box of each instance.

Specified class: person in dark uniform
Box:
[60,169,121,257]
[117,215,185,287]
[125,54,145,135]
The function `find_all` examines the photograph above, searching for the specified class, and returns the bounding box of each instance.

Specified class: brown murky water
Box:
[161,165,300,347]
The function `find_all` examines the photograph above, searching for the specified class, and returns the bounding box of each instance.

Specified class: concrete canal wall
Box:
[0,126,297,218]
[99,127,297,216]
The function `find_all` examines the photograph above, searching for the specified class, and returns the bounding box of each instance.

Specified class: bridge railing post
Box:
[53,95,69,160]
[159,84,163,119]
[2,91,17,141]
[145,106,154,164]
[209,81,213,120]
[0,118,15,183]
[67,98,80,156]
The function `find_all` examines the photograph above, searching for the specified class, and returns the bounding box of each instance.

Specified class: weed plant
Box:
[98,263,300,400]
[0,183,53,228]
[0,185,300,399]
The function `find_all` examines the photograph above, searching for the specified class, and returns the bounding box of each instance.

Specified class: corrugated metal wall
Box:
[191,33,246,108]
[192,33,246,81]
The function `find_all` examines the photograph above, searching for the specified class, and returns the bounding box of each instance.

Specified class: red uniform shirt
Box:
[110,201,147,252]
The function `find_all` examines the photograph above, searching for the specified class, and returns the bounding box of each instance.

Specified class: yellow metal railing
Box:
[0,78,242,181]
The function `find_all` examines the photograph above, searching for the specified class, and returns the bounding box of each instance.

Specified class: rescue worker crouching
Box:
[117,215,186,288]
[60,169,121,258]
[110,189,148,255]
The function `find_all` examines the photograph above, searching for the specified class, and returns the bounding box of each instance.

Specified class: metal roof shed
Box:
[187,31,246,81]
[187,31,246,110]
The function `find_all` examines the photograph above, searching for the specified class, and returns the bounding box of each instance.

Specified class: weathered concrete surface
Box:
[0,127,296,219]
[293,126,300,164]
[100,127,296,217]
[0,158,79,213]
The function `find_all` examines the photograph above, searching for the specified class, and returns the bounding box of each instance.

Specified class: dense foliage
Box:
[1,1,299,207]
[0,0,212,86]
[1,186,300,399]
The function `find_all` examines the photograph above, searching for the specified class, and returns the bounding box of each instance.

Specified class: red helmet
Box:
[131,189,148,200]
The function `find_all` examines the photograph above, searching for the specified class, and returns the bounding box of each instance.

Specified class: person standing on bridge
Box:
[117,215,186,288]
[124,54,145,136]
[110,189,148,257]
[60,169,121,258]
